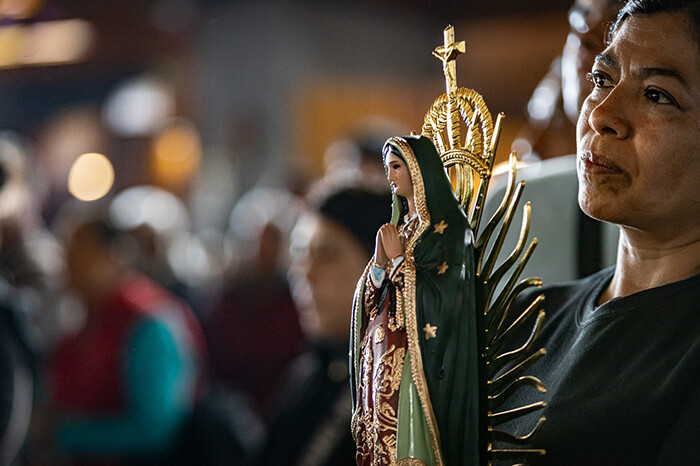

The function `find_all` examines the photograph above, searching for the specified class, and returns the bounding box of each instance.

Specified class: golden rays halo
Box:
[421,25,547,465]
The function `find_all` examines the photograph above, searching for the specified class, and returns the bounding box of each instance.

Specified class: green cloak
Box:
[351,135,480,465]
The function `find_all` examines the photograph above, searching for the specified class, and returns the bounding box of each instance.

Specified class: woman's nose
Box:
[586,88,630,139]
[302,255,323,284]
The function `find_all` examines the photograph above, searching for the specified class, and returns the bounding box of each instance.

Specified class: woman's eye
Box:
[586,71,613,88]
[644,88,677,106]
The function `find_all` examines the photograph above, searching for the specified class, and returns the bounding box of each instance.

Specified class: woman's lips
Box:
[580,151,623,175]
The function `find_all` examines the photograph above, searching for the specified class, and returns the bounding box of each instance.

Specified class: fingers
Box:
[380,224,403,259]
[375,224,402,265]
[375,227,388,264]
[379,223,398,237]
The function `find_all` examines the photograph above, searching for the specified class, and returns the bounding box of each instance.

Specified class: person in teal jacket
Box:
[47,209,206,465]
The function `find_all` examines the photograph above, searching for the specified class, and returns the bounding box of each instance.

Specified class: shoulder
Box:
[128,316,177,351]
[512,267,614,323]
[546,267,612,304]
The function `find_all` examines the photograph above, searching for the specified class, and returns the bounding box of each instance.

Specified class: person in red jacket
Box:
[46,207,206,465]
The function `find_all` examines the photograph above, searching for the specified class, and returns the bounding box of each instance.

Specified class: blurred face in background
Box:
[562,0,620,122]
[289,212,369,343]
[64,223,121,309]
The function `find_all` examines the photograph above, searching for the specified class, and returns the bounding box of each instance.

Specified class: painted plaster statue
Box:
[351,135,480,465]
[351,26,548,465]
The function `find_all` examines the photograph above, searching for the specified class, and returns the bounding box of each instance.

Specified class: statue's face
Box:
[385,152,413,200]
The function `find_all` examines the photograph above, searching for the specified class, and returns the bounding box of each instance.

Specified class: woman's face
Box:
[385,152,413,200]
[576,11,700,241]
[288,213,369,342]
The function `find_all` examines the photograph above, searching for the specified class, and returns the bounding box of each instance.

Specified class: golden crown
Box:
[421,25,504,226]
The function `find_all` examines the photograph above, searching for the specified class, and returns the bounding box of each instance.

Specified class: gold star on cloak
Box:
[437,261,449,274]
[423,323,437,340]
[434,220,448,234]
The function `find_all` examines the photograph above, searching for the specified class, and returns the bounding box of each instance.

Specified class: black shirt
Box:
[497,267,700,465]
[252,342,356,466]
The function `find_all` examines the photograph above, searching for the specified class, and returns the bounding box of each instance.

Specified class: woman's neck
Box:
[598,226,700,305]
[406,196,417,218]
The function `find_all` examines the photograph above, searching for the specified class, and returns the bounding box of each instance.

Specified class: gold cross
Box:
[437,261,449,275]
[423,323,437,340]
[432,25,465,95]
[434,220,448,234]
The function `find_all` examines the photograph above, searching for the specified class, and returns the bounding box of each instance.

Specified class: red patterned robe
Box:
[354,219,416,465]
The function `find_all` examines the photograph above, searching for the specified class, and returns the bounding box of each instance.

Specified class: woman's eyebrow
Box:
[637,66,690,92]
[595,52,690,92]
[594,52,617,68]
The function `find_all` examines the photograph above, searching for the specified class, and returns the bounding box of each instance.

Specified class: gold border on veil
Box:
[387,136,444,465]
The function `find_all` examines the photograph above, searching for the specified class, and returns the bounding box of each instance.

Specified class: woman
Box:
[255,184,391,466]
[500,1,700,464]
[351,135,480,465]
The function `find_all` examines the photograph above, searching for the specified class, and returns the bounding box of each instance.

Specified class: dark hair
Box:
[72,216,123,249]
[314,187,392,256]
[611,0,700,43]
[381,144,410,224]
[92,217,123,246]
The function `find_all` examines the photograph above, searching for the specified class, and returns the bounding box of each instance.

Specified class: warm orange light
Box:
[67,152,114,201]
[150,119,202,190]
[0,0,46,20]
[0,19,94,69]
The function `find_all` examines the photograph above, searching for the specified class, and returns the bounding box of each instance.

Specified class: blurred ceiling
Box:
[363,0,573,19]
[0,0,575,76]
[0,0,574,134]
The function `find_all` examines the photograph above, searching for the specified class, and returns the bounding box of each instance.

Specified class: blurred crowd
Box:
[0,111,400,466]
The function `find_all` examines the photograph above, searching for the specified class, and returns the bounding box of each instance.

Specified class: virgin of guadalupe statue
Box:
[350,134,480,465]
[351,26,548,466]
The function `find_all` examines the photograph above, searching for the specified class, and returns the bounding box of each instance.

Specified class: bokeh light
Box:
[67,152,114,201]
[109,184,189,233]
[103,76,175,137]
[0,20,94,69]
[150,119,202,191]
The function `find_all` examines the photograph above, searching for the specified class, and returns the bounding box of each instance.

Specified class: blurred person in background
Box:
[251,182,391,466]
[484,0,622,285]
[512,0,621,163]
[107,185,219,320]
[0,131,57,466]
[0,288,34,466]
[321,117,408,189]
[0,131,65,349]
[202,186,305,413]
[44,204,206,465]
